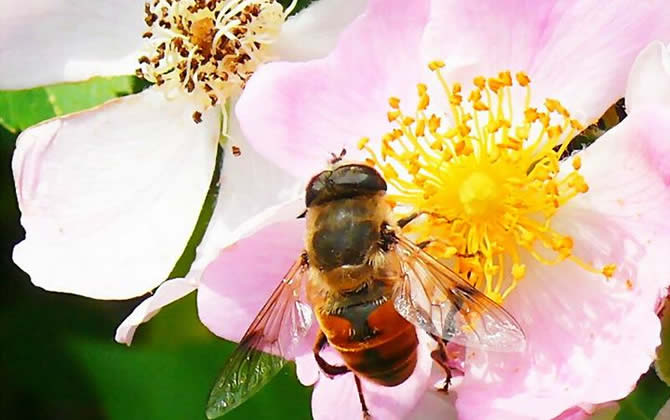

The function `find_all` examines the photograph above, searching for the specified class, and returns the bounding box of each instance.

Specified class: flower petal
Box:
[453,108,670,420]
[115,277,197,345]
[554,403,619,420]
[557,106,670,293]
[626,41,670,113]
[186,113,303,283]
[236,0,430,178]
[554,407,592,420]
[13,88,219,299]
[0,0,144,89]
[310,332,434,420]
[406,390,458,420]
[197,216,305,342]
[276,0,368,61]
[422,0,670,123]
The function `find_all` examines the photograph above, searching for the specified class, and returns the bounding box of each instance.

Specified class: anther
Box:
[367,66,615,301]
[138,0,287,120]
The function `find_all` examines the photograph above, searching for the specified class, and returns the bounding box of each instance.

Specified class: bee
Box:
[206,163,526,419]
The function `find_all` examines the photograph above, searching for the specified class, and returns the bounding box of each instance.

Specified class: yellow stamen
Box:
[362,65,616,300]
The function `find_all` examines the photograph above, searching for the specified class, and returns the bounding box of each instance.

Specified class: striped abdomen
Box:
[318,297,418,386]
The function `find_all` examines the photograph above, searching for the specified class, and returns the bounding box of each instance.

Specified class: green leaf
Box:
[278,0,318,15]
[0,87,56,133]
[43,77,149,116]
[0,76,147,133]
[167,144,222,281]
[616,369,670,420]
[656,301,670,386]
[69,338,312,420]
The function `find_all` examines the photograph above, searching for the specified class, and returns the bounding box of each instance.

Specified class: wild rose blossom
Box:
[197,0,670,419]
[3,0,368,342]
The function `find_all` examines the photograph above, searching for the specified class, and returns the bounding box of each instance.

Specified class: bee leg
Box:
[415,240,431,250]
[354,375,372,420]
[313,331,350,378]
[397,212,421,228]
[429,334,452,393]
[314,333,371,418]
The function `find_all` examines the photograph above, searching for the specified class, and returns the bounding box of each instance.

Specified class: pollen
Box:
[360,66,616,300]
[137,0,293,122]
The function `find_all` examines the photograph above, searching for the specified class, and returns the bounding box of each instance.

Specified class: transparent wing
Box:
[206,255,313,419]
[392,235,526,352]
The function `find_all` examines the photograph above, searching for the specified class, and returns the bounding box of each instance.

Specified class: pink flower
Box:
[4,0,369,342]
[197,1,670,419]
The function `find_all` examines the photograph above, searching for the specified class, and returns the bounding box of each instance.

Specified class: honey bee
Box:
[206,163,526,419]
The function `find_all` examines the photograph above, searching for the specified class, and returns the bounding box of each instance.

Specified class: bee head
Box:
[305,163,387,207]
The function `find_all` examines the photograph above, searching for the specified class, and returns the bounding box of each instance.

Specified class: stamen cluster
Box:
[360,62,615,302]
[138,0,286,122]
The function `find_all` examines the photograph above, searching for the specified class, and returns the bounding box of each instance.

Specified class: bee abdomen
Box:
[322,299,419,387]
[342,323,418,386]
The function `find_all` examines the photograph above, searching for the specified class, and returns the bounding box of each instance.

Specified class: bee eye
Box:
[305,171,331,207]
[305,164,386,207]
[332,164,387,193]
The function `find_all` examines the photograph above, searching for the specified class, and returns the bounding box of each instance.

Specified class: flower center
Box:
[138,0,292,122]
[459,171,498,218]
[359,61,616,303]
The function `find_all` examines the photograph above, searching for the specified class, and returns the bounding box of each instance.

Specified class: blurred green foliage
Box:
[656,301,670,387]
[616,369,670,420]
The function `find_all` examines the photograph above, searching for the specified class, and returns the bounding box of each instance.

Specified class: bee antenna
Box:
[328,148,347,164]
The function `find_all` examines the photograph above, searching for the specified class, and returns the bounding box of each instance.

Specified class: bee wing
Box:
[206,255,313,419]
[392,235,526,352]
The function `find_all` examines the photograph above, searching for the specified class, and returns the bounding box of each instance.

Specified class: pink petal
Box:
[0,0,144,89]
[310,332,434,420]
[186,114,304,282]
[554,403,619,420]
[236,0,430,178]
[276,0,368,61]
[423,0,670,123]
[197,218,305,342]
[553,407,592,420]
[626,41,670,113]
[13,88,219,299]
[454,108,670,420]
[115,277,197,345]
[558,106,670,293]
[406,390,458,420]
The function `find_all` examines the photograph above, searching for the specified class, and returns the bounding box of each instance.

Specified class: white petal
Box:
[275,0,369,61]
[115,277,197,345]
[13,88,219,299]
[626,41,670,113]
[186,112,304,282]
[0,0,144,89]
